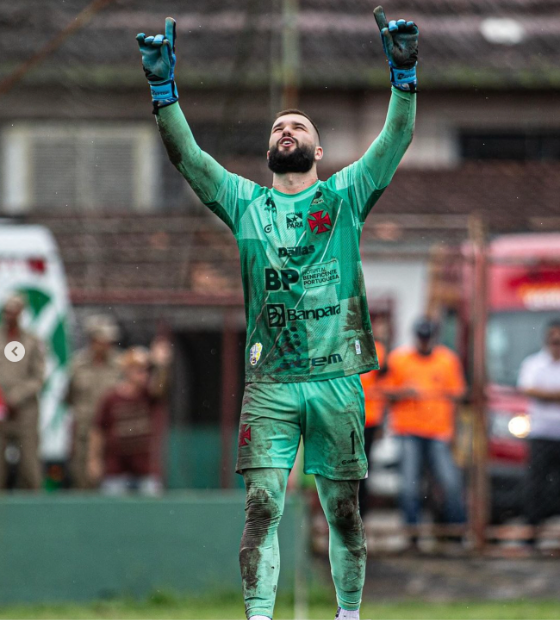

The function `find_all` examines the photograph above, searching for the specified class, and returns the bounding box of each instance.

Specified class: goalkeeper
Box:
[137,7,417,619]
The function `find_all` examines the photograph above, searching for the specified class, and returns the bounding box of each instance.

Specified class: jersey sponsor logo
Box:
[263,224,272,234]
[286,212,303,229]
[278,245,315,257]
[267,304,287,327]
[311,353,343,367]
[311,191,324,206]
[277,352,343,370]
[238,423,252,447]
[249,342,263,366]
[301,259,340,289]
[266,303,341,327]
[265,267,300,291]
[308,210,332,234]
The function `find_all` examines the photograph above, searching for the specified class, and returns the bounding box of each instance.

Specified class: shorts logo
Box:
[266,303,340,327]
[287,212,303,229]
[239,424,252,447]
[249,342,263,366]
[265,267,300,291]
[279,245,315,257]
[308,210,332,234]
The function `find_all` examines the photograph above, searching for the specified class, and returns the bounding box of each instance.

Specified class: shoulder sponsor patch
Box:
[301,259,340,289]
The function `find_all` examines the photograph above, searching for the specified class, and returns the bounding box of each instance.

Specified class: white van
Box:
[0,223,72,461]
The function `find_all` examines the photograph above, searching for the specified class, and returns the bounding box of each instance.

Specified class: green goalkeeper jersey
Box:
[157,88,415,383]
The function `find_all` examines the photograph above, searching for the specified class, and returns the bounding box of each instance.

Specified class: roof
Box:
[23,161,560,299]
[2,0,560,91]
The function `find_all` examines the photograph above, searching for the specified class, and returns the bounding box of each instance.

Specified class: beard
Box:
[268,142,316,174]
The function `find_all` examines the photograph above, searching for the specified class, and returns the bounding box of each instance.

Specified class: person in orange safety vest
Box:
[384,318,466,539]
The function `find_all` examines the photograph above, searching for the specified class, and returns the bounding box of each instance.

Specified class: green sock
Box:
[240,468,289,619]
[316,475,366,610]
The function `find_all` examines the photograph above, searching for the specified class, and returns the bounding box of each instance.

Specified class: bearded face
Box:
[267,141,316,174]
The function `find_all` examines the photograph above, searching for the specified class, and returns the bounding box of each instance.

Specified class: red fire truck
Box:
[433,233,560,522]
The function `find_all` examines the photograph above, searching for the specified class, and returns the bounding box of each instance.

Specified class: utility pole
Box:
[281,0,300,109]
[469,214,489,552]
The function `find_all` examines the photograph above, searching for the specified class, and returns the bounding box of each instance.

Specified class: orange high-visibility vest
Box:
[385,345,465,441]
[360,342,387,428]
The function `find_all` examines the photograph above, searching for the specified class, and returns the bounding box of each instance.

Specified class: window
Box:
[461,131,560,161]
[2,124,158,212]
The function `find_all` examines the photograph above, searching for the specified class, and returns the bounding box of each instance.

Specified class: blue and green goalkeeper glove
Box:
[136,17,178,114]
[374,6,419,93]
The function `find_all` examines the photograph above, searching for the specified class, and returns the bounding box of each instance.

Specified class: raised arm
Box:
[136,18,230,208]
[156,103,228,205]
[362,87,415,190]
[325,7,417,221]
[363,7,418,188]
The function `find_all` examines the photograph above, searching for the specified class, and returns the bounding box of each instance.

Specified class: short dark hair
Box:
[546,318,560,332]
[274,108,320,140]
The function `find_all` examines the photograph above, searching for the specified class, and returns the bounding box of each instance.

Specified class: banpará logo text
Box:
[266,303,341,327]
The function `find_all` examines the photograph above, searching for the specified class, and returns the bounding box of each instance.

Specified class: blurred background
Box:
[1,0,560,617]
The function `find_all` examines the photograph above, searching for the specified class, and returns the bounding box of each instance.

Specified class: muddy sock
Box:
[240,468,290,619]
[316,475,365,611]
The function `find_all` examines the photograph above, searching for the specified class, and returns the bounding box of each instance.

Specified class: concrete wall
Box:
[362,259,429,348]
[0,492,308,604]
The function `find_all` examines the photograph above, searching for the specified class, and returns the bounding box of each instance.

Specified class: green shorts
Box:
[236,374,367,480]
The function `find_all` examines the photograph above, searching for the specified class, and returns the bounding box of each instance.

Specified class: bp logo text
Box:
[266,303,341,327]
[265,267,299,291]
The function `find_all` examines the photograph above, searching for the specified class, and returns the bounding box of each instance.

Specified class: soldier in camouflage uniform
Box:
[66,315,121,489]
[0,294,45,490]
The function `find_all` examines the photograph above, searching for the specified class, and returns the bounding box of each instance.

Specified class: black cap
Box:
[414,318,439,340]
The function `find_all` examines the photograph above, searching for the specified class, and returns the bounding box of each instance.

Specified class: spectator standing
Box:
[66,315,121,489]
[88,338,172,495]
[385,318,466,545]
[0,294,45,490]
[359,340,387,516]
[518,319,560,541]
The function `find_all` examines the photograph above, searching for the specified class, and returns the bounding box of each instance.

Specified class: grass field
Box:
[1,593,560,620]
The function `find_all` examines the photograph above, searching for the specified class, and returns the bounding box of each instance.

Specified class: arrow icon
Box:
[4,341,25,362]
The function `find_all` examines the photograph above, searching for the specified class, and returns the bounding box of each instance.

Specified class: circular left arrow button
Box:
[4,341,26,363]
